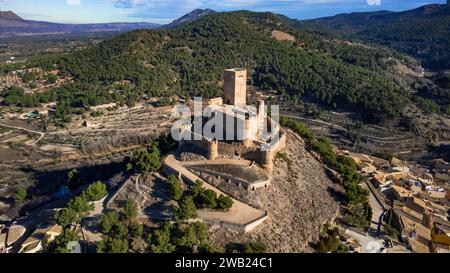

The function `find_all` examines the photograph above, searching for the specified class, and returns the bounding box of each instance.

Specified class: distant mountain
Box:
[0,11,23,20]
[162,9,215,29]
[295,4,450,70]
[0,10,160,37]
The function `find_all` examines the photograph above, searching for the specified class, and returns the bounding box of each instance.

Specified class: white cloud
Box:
[67,0,81,6]
[367,0,381,5]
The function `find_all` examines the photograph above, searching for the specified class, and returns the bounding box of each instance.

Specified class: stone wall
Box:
[190,167,271,191]
[203,212,269,233]
[179,131,287,171]
[223,69,247,106]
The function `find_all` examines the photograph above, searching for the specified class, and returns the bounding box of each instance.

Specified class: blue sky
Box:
[0,0,446,24]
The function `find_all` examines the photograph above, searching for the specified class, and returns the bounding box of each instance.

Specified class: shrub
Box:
[82,181,107,202]
[55,208,80,227]
[242,241,267,253]
[174,196,198,220]
[217,195,233,210]
[167,175,183,201]
[132,143,161,173]
[49,229,80,253]
[15,188,27,204]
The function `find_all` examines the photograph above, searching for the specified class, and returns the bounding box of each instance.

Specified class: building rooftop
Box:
[225,68,246,72]
[392,185,413,199]
[0,232,6,248]
[21,240,42,253]
[6,225,26,246]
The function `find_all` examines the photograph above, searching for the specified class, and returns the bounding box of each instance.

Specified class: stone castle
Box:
[178,68,286,171]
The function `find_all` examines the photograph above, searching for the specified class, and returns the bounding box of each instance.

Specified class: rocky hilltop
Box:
[163,8,215,29]
[208,132,341,252]
[0,11,23,20]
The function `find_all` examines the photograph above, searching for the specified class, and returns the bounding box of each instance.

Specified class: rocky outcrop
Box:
[208,132,341,252]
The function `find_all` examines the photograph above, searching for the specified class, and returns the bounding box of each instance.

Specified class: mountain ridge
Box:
[0,10,160,36]
[0,10,23,20]
[0,8,218,36]
[162,8,216,29]
[294,4,450,70]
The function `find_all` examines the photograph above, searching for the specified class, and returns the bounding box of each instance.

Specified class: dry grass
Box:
[271,30,296,42]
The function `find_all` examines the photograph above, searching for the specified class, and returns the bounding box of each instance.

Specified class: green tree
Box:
[130,221,144,238]
[346,183,369,205]
[176,222,208,252]
[316,226,342,253]
[97,236,129,253]
[217,195,233,210]
[242,241,267,253]
[55,208,80,227]
[82,181,107,202]
[47,74,58,84]
[191,180,205,198]
[167,175,183,201]
[123,199,138,221]
[100,211,120,234]
[343,203,372,228]
[174,196,197,220]
[111,221,129,239]
[198,243,217,253]
[148,224,176,253]
[15,188,27,204]
[132,143,161,173]
[49,229,80,253]
[67,196,93,217]
[67,169,82,190]
[200,190,218,209]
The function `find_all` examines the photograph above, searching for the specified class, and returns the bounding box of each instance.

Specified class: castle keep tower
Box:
[223,68,247,106]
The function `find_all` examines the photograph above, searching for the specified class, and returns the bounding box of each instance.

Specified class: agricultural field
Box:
[0,102,174,220]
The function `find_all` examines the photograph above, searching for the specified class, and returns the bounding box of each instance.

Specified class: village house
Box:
[19,224,63,253]
[5,225,26,250]
[371,157,391,171]
[391,185,415,202]
[424,186,447,201]
[391,199,433,253]
[432,159,450,184]
[432,221,450,253]
[357,161,377,174]
[0,226,6,253]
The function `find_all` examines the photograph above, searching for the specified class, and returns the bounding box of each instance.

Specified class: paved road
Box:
[344,228,385,253]
[362,182,385,237]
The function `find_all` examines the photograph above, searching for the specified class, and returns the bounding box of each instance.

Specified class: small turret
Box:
[208,139,219,160]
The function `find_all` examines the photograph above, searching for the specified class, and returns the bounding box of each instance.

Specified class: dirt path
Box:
[0,122,45,145]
